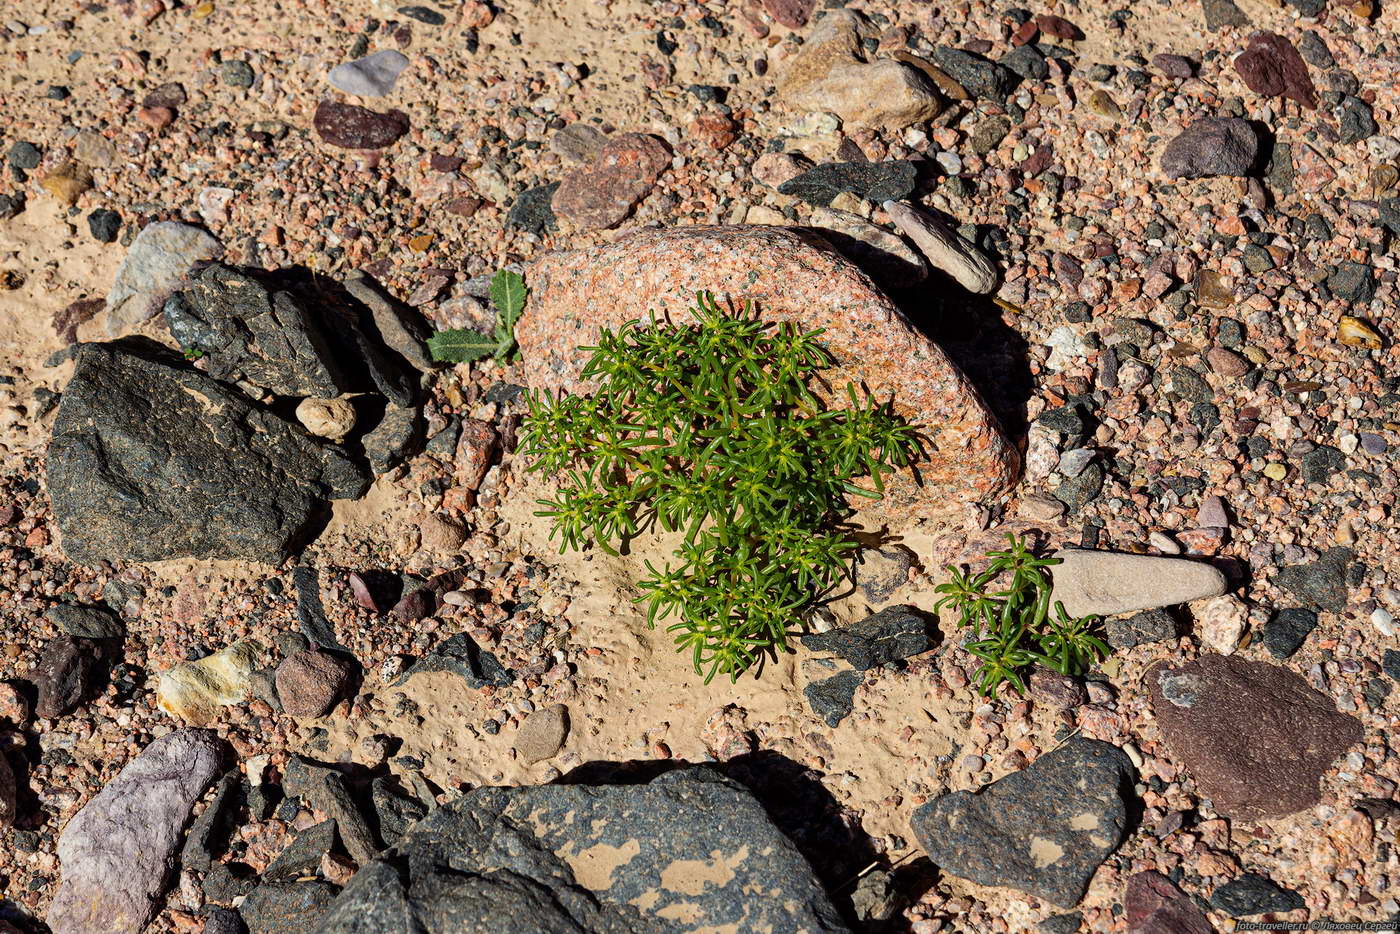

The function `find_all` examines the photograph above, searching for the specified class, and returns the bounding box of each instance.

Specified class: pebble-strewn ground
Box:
[1,0,1399,931]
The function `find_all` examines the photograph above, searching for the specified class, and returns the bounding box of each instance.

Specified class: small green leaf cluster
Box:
[933,533,1110,697]
[426,269,527,363]
[519,294,921,683]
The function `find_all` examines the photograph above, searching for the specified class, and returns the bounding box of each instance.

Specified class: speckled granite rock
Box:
[1148,654,1363,819]
[315,765,849,933]
[517,226,1019,524]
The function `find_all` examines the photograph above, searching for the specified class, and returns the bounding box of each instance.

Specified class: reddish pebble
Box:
[137,106,174,129]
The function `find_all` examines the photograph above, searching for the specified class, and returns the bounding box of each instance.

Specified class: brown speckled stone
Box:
[1147,654,1362,820]
[517,225,1019,525]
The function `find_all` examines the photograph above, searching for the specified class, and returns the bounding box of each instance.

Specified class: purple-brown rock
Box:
[517,226,1019,526]
[1126,871,1213,934]
[1160,117,1259,179]
[0,751,15,827]
[32,634,102,719]
[48,729,226,934]
[1234,32,1316,110]
[313,100,410,150]
[1148,654,1362,819]
[275,649,356,717]
[551,132,670,230]
[763,0,816,28]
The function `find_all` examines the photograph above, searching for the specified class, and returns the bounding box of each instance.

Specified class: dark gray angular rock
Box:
[805,669,862,727]
[265,819,338,881]
[166,264,350,398]
[341,271,436,373]
[1327,261,1375,303]
[1038,913,1083,934]
[180,770,242,873]
[203,907,247,934]
[853,544,918,603]
[283,758,377,867]
[1105,609,1176,650]
[800,605,933,669]
[1054,461,1104,515]
[240,881,339,934]
[0,749,16,828]
[47,339,370,564]
[396,632,512,690]
[1200,0,1250,30]
[370,776,427,848]
[506,181,560,233]
[1384,649,1400,684]
[48,729,226,934]
[1261,607,1318,658]
[778,161,917,208]
[1210,872,1305,917]
[1336,96,1377,144]
[931,47,1017,103]
[203,862,257,906]
[1160,117,1259,179]
[1275,546,1352,611]
[316,765,849,933]
[1000,44,1048,81]
[910,738,1134,908]
[361,403,423,475]
[45,604,123,640]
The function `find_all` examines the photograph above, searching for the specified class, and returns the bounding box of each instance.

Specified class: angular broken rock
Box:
[809,206,927,291]
[165,263,349,397]
[48,729,226,934]
[517,225,1018,526]
[1148,654,1362,819]
[342,270,436,373]
[884,200,998,294]
[1051,550,1228,617]
[104,221,224,336]
[778,10,942,130]
[156,639,262,725]
[1160,117,1259,180]
[0,750,16,827]
[1126,870,1213,934]
[800,604,933,669]
[910,738,1134,907]
[48,339,369,564]
[551,132,670,230]
[316,765,849,933]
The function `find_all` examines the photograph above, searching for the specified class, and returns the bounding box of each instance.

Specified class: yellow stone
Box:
[40,162,93,206]
[1242,345,1268,365]
[1338,315,1383,350]
[193,1,215,16]
[156,639,263,725]
[408,234,434,253]
[1263,463,1287,481]
[1087,89,1121,121]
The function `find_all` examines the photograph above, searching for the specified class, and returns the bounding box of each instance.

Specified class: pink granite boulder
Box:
[516,225,1019,526]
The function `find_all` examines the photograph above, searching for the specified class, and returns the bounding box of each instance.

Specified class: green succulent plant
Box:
[933,533,1110,697]
[519,293,922,683]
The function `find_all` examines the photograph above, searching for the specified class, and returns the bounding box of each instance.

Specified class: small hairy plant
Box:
[427,269,527,363]
[933,533,1109,697]
[519,294,921,683]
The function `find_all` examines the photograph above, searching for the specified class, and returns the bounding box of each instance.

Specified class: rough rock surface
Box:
[910,738,1134,907]
[156,639,262,725]
[517,225,1019,525]
[313,100,410,149]
[513,703,569,764]
[1051,550,1228,617]
[45,604,124,640]
[47,339,370,564]
[32,634,104,718]
[241,881,340,933]
[1234,31,1316,109]
[808,206,928,290]
[800,605,933,669]
[47,729,225,934]
[316,765,849,933]
[1125,871,1213,934]
[104,221,224,335]
[778,161,918,208]
[551,132,670,230]
[777,11,942,130]
[165,263,349,397]
[275,649,356,717]
[805,669,862,727]
[328,50,410,97]
[0,750,15,827]
[1148,654,1363,819]
[1160,117,1259,179]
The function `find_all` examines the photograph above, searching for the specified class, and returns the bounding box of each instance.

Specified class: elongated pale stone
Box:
[1052,549,1228,617]
[883,199,997,293]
